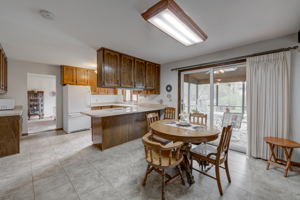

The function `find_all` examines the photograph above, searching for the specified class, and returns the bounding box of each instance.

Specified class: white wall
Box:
[158,34,300,161]
[27,73,56,119]
[0,59,63,133]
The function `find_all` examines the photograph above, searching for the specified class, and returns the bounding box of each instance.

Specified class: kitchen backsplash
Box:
[138,94,162,104]
[91,95,123,104]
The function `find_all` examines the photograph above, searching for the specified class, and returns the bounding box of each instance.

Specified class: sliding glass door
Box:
[181,64,247,152]
[182,69,212,126]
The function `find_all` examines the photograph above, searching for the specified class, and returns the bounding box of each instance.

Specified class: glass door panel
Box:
[213,66,247,152]
[182,69,211,127]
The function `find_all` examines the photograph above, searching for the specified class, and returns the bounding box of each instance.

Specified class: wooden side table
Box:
[264,137,300,177]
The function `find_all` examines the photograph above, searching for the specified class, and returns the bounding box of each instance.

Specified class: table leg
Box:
[266,143,276,170]
[283,147,294,177]
[181,144,195,185]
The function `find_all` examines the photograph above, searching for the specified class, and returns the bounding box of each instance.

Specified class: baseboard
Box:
[22,128,64,136]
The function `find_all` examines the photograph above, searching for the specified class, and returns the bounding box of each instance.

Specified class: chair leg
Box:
[215,165,223,196]
[177,165,185,185]
[142,164,151,186]
[224,159,231,183]
[161,169,165,200]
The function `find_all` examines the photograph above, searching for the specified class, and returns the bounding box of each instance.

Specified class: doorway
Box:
[27,73,57,134]
[180,64,247,153]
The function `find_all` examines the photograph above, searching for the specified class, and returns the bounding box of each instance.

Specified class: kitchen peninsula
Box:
[81,103,165,150]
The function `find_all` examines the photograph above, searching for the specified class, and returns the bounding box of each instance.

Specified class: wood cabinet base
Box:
[0,115,22,157]
[91,111,160,150]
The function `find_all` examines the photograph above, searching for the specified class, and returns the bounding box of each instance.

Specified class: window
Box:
[123,89,138,103]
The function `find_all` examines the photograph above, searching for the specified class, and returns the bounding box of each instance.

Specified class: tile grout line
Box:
[83,152,126,200]
[55,149,82,200]
[29,151,36,200]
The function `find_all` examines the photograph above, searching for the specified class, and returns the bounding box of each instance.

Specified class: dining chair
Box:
[164,107,176,120]
[146,112,160,131]
[189,112,207,126]
[146,112,171,145]
[142,132,185,200]
[190,112,208,147]
[190,125,233,196]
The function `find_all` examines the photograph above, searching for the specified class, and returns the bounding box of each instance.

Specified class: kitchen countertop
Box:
[0,106,23,117]
[91,102,134,107]
[82,103,165,117]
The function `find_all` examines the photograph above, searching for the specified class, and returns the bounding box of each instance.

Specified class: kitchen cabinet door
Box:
[99,49,120,87]
[3,57,7,91]
[145,62,156,89]
[76,68,89,85]
[0,50,3,91]
[88,70,98,95]
[61,65,77,85]
[0,49,7,93]
[120,54,134,88]
[154,64,160,94]
[134,58,146,89]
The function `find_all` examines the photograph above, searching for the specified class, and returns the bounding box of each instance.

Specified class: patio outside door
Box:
[180,64,247,153]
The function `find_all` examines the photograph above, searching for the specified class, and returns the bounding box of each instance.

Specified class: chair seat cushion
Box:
[151,135,172,145]
[190,144,224,160]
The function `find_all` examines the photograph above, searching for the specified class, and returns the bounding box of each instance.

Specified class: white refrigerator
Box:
[63,85,91,133]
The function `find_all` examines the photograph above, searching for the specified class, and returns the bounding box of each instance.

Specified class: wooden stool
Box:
[264,137,300,177]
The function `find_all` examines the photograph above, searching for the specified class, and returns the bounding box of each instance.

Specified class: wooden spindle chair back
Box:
[146,112,160,131]
[189,112,207,126]
[164,107,176,120]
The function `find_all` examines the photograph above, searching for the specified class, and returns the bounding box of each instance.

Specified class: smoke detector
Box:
[40,9,55,20]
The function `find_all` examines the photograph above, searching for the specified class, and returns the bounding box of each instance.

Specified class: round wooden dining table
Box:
[150,120,220,185]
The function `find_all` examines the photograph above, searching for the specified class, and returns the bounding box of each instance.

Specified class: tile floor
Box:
[28,119,57,134]
[0,130,299,200]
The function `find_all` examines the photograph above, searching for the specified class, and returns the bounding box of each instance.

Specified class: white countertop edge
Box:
[81,106,165,118]
[0,106,23,117]
[91,103,134,107]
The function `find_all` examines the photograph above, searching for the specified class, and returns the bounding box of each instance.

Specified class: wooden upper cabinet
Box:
[61,65,77,85]
[0,46,8,94]
[88,69,98,94]
[76,68,89,85]
[98,48,120,88]
[4,57,7,91]
[145,62,156,89]
[134,58,146,89]
[96,47,160,91]
[120,54,134,88]
[154,64,160,94]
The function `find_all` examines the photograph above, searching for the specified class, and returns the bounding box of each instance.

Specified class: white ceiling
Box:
[0,0,299,68]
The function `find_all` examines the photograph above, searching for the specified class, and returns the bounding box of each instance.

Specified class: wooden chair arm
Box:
[143,132,183,150]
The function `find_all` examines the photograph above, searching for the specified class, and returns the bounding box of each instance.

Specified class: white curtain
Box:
[246,51,291,159]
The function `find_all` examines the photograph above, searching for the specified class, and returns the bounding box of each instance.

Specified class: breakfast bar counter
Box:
[81,104,165,150]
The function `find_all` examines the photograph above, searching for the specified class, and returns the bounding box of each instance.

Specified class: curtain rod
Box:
[171,45,298,71]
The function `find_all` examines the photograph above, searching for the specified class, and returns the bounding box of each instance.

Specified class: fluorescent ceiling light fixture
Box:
[142,0,207,46]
